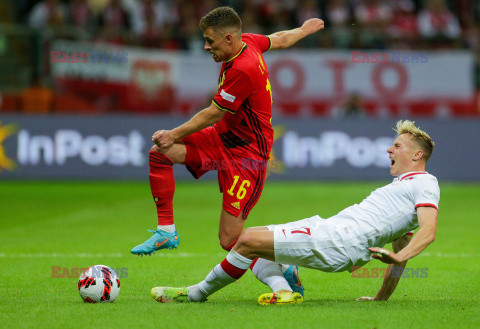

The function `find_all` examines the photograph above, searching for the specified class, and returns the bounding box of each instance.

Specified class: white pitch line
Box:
[0,252,479,259]
[0,252,225,258]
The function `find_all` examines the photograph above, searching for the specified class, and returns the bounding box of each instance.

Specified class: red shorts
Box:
[182,127,267,219]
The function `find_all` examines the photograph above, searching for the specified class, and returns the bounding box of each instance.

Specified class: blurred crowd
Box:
[1,0,478,116]
[13,0,480,50]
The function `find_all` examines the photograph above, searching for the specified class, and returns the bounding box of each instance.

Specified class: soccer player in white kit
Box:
[151,120,439,305]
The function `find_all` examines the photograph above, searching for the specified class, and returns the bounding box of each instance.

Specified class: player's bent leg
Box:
[241,227,305,296]
[257,290,303,306]
[152,247,254,303]
[218,209,246,251]
[234,227,275,260]
[131,143,186,255]
[153,142,187,165]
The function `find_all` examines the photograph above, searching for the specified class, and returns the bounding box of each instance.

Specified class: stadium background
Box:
[1,1,479,328]
[1,0,479,181]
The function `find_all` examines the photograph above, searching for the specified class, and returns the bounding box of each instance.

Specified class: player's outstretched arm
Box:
[356,235,411,301]
[369,207,437,264]
[377,235,411,301]
[268,18,324,50]
[152,103,225,148]
[358,207,437,301]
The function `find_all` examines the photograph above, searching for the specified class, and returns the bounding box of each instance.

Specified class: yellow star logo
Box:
[0,120,17,173]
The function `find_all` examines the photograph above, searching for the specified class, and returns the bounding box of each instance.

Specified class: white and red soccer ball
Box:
[78,265,120,303]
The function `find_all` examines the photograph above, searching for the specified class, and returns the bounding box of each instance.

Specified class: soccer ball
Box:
[78,265,120,303]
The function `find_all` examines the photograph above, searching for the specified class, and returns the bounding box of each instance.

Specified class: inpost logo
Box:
[16,129,145,166]
[0,121,17,173]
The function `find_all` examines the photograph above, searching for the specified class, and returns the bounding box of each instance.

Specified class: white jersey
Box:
[270,171,440,272]
[326,171,440,267]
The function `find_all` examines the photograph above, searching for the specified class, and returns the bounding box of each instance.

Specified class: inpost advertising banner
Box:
[0,115,478,181]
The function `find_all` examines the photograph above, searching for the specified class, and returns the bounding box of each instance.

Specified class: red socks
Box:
[148,151,175,226]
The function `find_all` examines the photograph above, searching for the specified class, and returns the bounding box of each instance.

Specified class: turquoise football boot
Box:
[282,265,305,297]
[130,229,180,255]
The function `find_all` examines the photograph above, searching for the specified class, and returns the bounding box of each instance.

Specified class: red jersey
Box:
[212,33,273,161]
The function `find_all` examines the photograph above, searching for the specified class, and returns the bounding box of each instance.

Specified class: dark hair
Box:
[199,7,242,35]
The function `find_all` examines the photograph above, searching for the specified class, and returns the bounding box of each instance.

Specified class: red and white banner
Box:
[51,41,476,116]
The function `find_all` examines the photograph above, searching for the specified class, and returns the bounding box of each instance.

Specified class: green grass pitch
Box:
[1,180,479,328]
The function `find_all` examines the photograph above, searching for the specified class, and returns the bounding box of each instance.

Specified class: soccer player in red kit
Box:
[131,7,324,270]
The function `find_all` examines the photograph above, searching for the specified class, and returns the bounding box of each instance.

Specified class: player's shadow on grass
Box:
[300,298,447,308]
[203,297,446,308]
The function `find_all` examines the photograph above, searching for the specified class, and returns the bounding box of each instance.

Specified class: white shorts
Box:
[267,215,353,272]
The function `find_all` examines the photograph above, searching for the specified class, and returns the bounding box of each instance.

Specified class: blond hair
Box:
[394,120,435,161]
